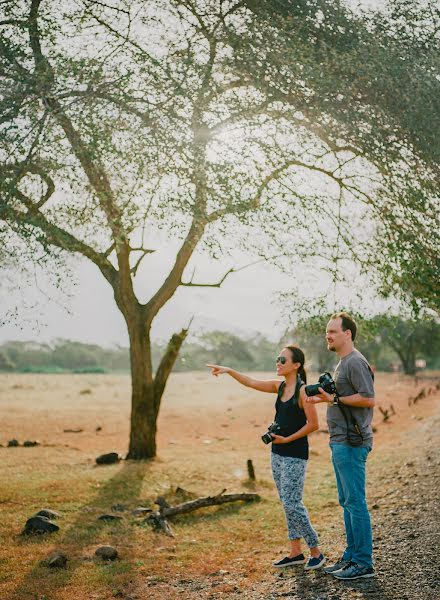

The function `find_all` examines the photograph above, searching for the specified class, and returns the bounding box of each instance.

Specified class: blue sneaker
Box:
[323,557,350,574]
[332,562,375,580]
[272,554,306,567]
[304,553,326,570]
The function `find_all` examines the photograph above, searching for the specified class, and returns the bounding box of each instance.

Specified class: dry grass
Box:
[0,371,438,599]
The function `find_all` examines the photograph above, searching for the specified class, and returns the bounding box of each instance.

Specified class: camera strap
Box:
[277,377,303,408]
[336,400,364,446]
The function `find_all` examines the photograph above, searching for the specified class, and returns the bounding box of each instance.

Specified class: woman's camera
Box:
[261,422,285,444]
[305,372,337,397]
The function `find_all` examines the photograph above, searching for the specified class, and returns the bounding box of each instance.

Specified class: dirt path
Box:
[230,413,440,600]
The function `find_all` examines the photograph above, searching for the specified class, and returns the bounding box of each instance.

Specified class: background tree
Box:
[369,314,440,375]
[1,0,438,457]
[287,316,333,373]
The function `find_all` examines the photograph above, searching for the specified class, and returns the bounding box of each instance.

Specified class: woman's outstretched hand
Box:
[206,364,230,376]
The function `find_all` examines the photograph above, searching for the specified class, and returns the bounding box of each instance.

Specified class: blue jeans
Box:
[330,443,373,568]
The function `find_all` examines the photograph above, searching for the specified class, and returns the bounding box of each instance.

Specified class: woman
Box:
[207,345,325,570]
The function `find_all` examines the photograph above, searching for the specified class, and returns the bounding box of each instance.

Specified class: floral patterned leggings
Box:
[271,453,319,546]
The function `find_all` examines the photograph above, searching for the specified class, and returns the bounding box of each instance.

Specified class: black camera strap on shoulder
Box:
[277,377,303,408]
[336,398,364,447]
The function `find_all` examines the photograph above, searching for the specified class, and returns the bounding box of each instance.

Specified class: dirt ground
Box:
[0,371,439,599]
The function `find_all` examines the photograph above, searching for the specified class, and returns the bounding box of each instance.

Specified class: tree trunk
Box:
[126,318,157,459]
[124,308,188,459]
[394,345,416,376]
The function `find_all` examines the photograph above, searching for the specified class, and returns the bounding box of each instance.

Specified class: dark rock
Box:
[111,503,128,512]
[35,509,61,520]
[98,514,123,522]
[80,388,92,395]
[7,439,19,447]
[46,552,68,568]
[22,516,59,535]
[95,545,118,560]
[96,426,102,432]
[23,440,40,447]
[372,503,380,509]
[63,428,83,433]
[96,452,120,465]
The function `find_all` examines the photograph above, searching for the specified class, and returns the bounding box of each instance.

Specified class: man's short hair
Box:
[331,311,357,341]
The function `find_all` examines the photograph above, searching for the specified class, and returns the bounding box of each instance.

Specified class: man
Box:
[307,312,375,580]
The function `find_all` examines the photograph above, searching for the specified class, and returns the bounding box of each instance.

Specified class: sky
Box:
[1,245,304,346]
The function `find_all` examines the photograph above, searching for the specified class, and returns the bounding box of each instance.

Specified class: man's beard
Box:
[328,345,336,352]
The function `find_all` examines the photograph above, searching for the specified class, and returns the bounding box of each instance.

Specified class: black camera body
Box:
[305,372,337,397]
[261,422,285,444]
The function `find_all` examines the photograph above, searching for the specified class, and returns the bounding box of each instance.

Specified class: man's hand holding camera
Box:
[304,372,338,405]
[305,387,334,404]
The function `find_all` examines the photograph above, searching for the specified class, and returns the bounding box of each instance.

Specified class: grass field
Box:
[0,371,438,599]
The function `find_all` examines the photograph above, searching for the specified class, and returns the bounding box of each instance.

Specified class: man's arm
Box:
[305,388,375,407]
[338,393,375,408]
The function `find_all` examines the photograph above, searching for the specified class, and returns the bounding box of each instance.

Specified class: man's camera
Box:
[261,422,285,444]
[305,372,337,397]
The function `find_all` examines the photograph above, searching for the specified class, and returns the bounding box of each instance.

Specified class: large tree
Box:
[1,0,438,458]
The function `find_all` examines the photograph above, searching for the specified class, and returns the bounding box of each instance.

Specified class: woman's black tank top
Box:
[271,378,309,460]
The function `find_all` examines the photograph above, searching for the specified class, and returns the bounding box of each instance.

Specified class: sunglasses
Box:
[276,356,287,364]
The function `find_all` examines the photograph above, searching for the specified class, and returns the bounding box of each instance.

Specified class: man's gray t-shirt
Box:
[327,349,375,447]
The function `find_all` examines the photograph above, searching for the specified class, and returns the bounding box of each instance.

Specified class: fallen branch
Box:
[144,489,260,536]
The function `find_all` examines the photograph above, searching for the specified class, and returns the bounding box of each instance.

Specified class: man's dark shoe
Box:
[332,562,375,579]
[323,557,350,574]
[272,554,306,568]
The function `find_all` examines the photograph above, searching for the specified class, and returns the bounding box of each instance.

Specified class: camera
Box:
[305,372,337,397]
[261,422,285,444]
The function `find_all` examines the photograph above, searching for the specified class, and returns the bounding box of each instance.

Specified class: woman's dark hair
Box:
[331,311,357,342]
[285,345,307,383]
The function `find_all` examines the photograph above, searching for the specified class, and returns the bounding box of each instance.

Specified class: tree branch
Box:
[1,162,55,208]
[181,266,235,287]
[153,325,191,411]
[130,247,155,277]
[0,197,117,285]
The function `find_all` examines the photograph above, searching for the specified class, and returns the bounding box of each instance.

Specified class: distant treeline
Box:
[1,316,439,375]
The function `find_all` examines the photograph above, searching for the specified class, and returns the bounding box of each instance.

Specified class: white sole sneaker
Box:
[272,557,307,568]
[333,571,375,579]
[304,555,326,570]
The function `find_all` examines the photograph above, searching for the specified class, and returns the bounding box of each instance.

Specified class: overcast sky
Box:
[1,242,324,346]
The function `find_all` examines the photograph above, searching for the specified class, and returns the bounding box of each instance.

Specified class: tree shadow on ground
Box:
[7,459,151,600]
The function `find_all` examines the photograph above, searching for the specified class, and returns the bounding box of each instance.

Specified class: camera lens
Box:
[261,432,273,444]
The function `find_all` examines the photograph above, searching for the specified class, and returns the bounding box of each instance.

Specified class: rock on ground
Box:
[95,545,118,560]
